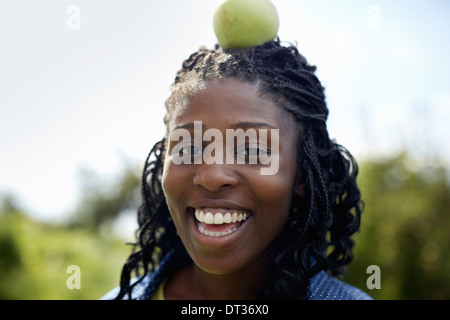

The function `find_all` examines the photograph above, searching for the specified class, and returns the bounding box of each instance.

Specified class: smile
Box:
[193,208,250,238]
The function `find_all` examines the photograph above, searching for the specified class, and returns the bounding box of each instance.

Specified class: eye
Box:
[243,146,259,156]
[174,143,203,156]
[235,144,270,163]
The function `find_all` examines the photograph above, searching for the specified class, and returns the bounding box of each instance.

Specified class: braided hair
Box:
[116,39,362,299]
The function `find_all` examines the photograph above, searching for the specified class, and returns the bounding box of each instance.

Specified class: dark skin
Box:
[161,78,304,299]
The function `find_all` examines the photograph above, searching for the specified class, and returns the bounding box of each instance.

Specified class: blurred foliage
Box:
[68,166,141,230]
[0,210,130,299]
[343,152,450,300]
[0,152,449,299]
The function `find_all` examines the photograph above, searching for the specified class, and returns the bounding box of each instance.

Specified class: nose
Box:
[193,163,239,192]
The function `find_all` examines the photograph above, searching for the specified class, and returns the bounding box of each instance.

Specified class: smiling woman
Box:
[161,79,298,296]
[102,39,371,300]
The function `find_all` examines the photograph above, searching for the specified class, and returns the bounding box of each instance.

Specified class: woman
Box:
[103,39,371,300]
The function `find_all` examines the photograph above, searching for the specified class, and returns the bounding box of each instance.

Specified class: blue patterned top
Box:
[101,246,372,300]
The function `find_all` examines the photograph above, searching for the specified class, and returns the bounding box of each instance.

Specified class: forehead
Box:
[169,78,296,132]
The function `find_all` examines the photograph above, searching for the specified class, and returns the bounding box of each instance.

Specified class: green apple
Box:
[213,0,279,49]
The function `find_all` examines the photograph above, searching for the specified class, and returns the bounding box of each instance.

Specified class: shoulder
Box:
[307,270,373,300]
[100,273,155,300]
[103,270,373,300]
[101,245,372,300]
[101,245,184,300]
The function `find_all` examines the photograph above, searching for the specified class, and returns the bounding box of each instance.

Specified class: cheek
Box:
[256,175,293,220]
[161,159,188,216]
[161,159,197,246]
[254,155,297,228]
[260,148,297,202]
[161,160,174,201]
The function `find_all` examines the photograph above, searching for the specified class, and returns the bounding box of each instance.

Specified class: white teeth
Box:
[193,208,250,238]
[194,208,249,225]
[204,212,214,224]
[223,213,232,223]
[197,224,238,238]
[213,213,224,225]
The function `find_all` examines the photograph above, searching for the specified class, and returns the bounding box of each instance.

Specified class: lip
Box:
[186,201,253,249]
[187,199,253,213]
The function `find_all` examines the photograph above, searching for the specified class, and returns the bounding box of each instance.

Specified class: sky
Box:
[1,0,450,222]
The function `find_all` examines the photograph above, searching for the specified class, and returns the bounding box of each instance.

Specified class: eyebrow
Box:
[173,121,278,130]
[231,121,278,130]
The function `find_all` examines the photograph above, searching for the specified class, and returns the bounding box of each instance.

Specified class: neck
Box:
[189,261,268,300]
[165,242,280,300]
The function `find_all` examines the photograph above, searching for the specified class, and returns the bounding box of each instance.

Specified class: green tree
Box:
[0,202,130,299]
[344,152,450,299]
[69,166,141,230]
